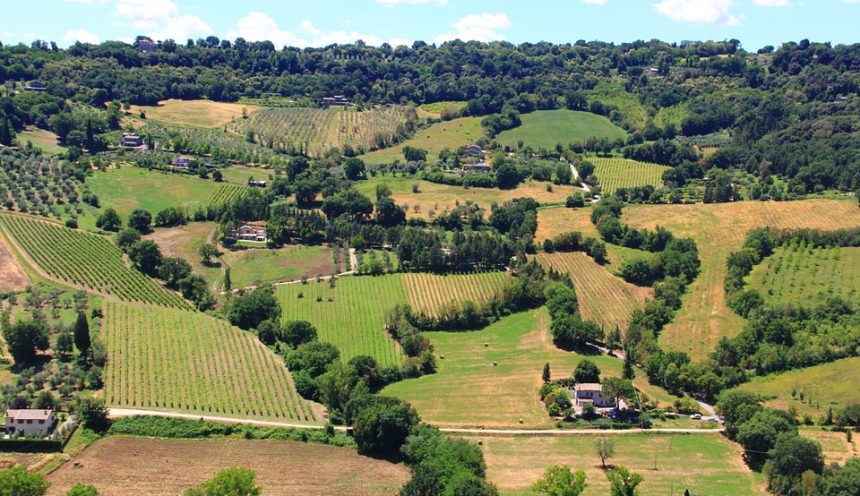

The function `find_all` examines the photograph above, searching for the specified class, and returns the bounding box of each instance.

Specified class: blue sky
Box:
[2,0,859,51]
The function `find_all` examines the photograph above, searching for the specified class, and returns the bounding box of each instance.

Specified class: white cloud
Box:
[653,0,741,26]
[226,11,307,47]
[63,0,109,4]
[64,29,101,44]
[434,13,513,44]
[376,0,448,5]
[226,12,404,48]
[752,0,790,6]
[841,0,860,3]
[115,0,212,41]
[582,0,607,4]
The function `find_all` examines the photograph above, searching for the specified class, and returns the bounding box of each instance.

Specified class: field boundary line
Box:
[107,408,724,436]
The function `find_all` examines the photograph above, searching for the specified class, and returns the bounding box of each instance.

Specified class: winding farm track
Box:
[107,408,723,436]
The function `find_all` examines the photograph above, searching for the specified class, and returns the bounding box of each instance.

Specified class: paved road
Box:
[108,408,723,436]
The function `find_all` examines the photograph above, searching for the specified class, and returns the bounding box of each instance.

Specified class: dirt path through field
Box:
[0,231,28,292]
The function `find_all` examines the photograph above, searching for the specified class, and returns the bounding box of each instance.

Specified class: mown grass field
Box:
[102,300,320,423]
[225,245,336,289]
[418,101,468,118]
[384,309,678,428]
[590,157,669,195]
[496,110,627,151]
[129,99,261,128]
[535,252,651,333]
[356,176,582,220]
[236,106,410,157]
[401,271,513,316]
[475,433,759,496]
[747,245,860,306]
[360,116,484,164]
[218,165,272,184]
[0,214,188,308]
[17,126,66,155]
[276,275,407,367]
[737,357,860,418]
[144,222,221,286]
[47,437,408,496]
[87,167,221,219]
[800,429,858,465]
[620,200,860,360]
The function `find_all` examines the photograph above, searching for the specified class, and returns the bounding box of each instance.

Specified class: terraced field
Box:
[535,252,650,332]
[237,106,411,156]
[0,214,188,308]
[401,272,512,316]
[747,245,860,306]
[276,275,408,367]
[590,157,669,195]
[102,301,319,423]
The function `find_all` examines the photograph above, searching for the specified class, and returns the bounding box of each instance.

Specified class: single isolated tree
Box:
[595,437,615,469]
[542,362,551,383]
[574,359,601,384]
[199,243,219,265]
[65,483,99,496]
[532,464,587,496]
[185,467,260,496]
[0,465,49,496]
[3,319,49,365]
[606,466,644,496]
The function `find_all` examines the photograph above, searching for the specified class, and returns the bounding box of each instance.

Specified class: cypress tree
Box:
[0,117,12,146]
[73,311,91,355]
[622,343,635,380]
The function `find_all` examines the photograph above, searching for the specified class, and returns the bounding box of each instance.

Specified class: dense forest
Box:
[1,37,859,193]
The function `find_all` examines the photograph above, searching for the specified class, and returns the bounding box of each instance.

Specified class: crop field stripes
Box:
[0,214,189,308]
[748,245,860,305]
[535,252,649,333]
[102,301,320,423]
[205,184,247,208]
[276,275,407,367]
[401,272,513,316]
[590,157,669,195]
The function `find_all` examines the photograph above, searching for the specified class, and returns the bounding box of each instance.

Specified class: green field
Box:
[218,166,272,184]
[476,433,758,496]
[585,82,649,130]
[16,127,66,155]
[0,214,189,308]
[225,245,336,289]
[496,110,627,151]
[87,167,221,219]
[102,300,320,422]
[590,157,670,195]
[418,101,468,118]
[747,245,860,306]
[276,275,408,367]
[384,309,678,428]
[737,357,860,418]
[360,116,484,164]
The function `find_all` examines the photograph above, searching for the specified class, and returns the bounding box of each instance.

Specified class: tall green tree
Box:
[532,465,587,496]
[95,208,122,232]
[73,311,90,355]
[606,466,643,496]
[3,320,49,365]
[0,466,49,496]
[185,467,260,496]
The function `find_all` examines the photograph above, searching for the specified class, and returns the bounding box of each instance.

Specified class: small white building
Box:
[4,409,56,437]
[232,224,269,243]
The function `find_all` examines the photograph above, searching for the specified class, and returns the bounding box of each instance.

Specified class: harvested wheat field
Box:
[535,252,651,332]
[0,234,28,292]
[129,99,261,128]
[46,437,409,496]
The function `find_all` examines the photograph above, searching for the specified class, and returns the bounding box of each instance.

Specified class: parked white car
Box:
[690,413,702,420]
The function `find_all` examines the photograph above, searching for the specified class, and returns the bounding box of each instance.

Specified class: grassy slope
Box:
[383,309,679,428]
[747,245,860,306]
[477,433,759,496]
[737,357,860,418]
[418,101,468,118]
[496,110,627,150]
[276,275,407,367]
[360,117,484,164]
[225,245,335,289]
[537,200,860,360]
[129,99,261,128]
[87,167,221,219]
[355,175,582,220]
[16,127,66,155]
[590,157,670,195]
[145,222,221,286]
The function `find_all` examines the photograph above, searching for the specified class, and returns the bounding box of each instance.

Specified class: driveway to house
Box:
[570,163,592,193]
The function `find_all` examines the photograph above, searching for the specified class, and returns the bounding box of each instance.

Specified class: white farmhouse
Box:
[4,409,56,437]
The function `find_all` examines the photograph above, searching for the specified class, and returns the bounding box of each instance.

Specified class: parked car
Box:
[690,413,702,420]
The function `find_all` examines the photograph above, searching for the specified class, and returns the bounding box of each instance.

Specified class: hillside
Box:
[590,157,670,195]
[360,117,484,164]
[102,300,320,423]
[496,110,627,150]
